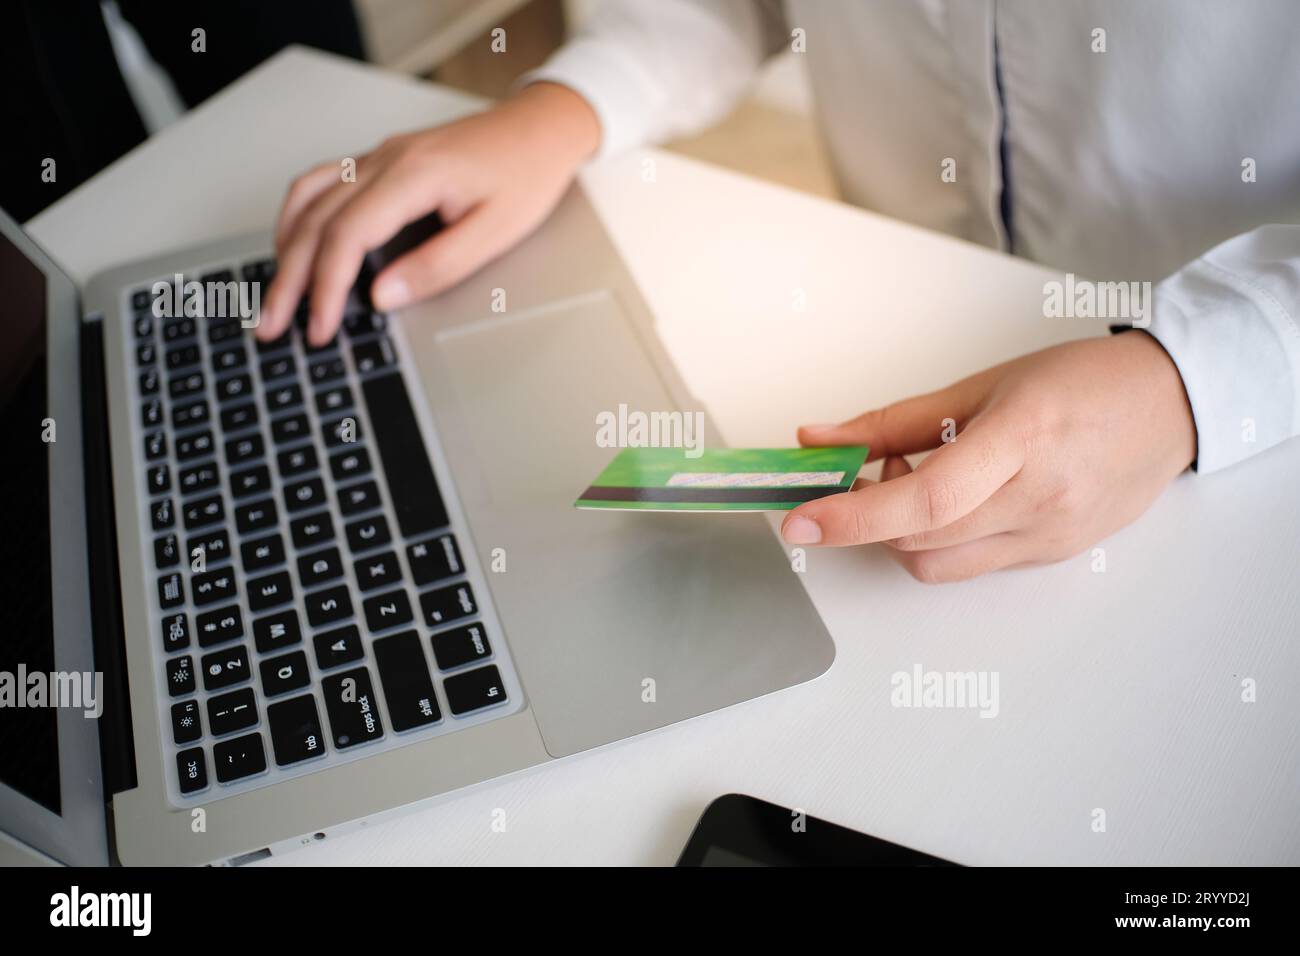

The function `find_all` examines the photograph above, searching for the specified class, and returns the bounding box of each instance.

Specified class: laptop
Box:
[0,182,835,866]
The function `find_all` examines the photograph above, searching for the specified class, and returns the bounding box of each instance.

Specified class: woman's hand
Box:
[258,81,600,346]
[780,332,1198,582]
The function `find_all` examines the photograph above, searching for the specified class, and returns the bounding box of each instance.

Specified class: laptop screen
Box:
[0,214,109,865]
[0,228,61,815]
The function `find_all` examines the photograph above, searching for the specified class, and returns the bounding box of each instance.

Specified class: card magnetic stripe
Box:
[577,486,843,504]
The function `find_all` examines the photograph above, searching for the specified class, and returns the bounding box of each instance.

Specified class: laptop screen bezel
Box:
[0,209,111,866]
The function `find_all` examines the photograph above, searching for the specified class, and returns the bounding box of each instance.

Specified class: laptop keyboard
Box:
[128,259,520,802]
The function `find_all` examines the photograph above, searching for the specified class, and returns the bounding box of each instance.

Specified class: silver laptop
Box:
[0,183,835,866]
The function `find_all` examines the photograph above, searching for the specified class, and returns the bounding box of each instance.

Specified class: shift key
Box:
[321,667,384,749]
[373,630,441,732]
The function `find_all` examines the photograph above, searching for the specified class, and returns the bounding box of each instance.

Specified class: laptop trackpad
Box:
[432,292,835,758]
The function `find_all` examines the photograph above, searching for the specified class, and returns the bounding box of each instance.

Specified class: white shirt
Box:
[528,0,1300,472]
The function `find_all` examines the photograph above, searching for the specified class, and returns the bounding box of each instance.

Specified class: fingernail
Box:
[374,276,409,310]
[782,515,822,545]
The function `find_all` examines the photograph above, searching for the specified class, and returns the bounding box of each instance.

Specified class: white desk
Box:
[30,47,1300,866]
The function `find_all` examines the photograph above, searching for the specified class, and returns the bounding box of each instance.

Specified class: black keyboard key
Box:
[230,464,272,498]
[141,398,163,428]
[306,584,353,628]
[195,604,244,647]
[316,384,353,416]
[131,286,151,310]
[285,476,326,513]
[188,529,231,566]
[304,335,339,356]
[207,687,258,737]
[220,401,258,433]
[224,432,264,466]
[329,447,370,482]
[298,547,344,587]
[178,462,220,496]
[150,497,175,531]
[373,630,440,731]
[345,515,390,553]
[259,354,296,382]
[308,355,346,384]
[361,373,448,536]
[168,370,204,399]
[166,343,200,370]
[144,430,167,461]
[172,700,202,745]
[200,268,234,286]
[267,382,303,414]
[212,344,248,372]
[247,570,293,611]
[321,667,384,749]
[241,533,284,571]
[147,464,170,495]
[177,747,208,794]
[354,550,402,592]
[431,622,493,671]
[260,650,310,697]
[343,311,386,338]
[419,581,476,629]
[290,511,334,549]
[201,645,251,691]
[139,367,160,396]
[192,568,237,606]
[276,445,317,478]
[234,497,277,534]
[154,532,180,569]
[213,733,267,784]
[216,373,253,404]
[158,572,185,609]
[352,336,396,374]
[167,654,195,697]
[362,588,413,633]
[253,608,302,654]
[443,665,507,716]
[134,314,154,339]
[161,611,190,653]
[337,479,380,516]
[267,694,326,766]
[208,317,241,345]
[175,429,215,461]
[172,398,210,430]
[271,412,310,445]
[322,414,362,448]
[182,494,224,530]
[313,624,364,670]
[137,341,157,366]
[257,328,292,353]
[241,258,275,283]
[407,534,463,586]
[162,316,197,342]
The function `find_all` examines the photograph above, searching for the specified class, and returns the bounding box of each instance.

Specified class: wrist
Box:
[501,81,602,167]
[1121,329,1199,471]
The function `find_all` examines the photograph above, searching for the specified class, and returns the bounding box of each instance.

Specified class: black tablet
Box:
[677,793,959,867]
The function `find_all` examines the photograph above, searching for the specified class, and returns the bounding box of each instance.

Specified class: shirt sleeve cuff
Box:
[1147,253,1300,473]
[516,38,668,159]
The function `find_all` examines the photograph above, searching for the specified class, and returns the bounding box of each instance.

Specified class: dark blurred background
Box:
[5,0,828,225]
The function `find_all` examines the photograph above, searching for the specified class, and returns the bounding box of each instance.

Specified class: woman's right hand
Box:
[258,81,601,346]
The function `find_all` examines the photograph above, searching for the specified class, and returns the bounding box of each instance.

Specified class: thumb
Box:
[372,201,531,311]
[797,381,982,460]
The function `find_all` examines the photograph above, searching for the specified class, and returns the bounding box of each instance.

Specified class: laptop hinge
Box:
[80,315,138,797]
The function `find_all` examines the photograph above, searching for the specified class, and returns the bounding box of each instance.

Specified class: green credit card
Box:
[575,446,869,512]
